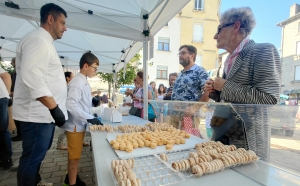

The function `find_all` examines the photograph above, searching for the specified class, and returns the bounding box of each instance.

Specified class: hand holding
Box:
[204,79,215,93]
[213,77,226,91]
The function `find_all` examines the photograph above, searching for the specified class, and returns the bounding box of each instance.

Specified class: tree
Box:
[97,53,141,97]
[0,57,14,74]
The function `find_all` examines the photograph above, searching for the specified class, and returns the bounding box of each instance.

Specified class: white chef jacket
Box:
[0,66,9,99]
[13,27,68,123]
[62,73,94,132]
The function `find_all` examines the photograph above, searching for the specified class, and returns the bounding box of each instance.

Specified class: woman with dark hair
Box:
[157,84,166,100]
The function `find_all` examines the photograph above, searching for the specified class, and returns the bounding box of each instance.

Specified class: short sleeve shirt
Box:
[171,64,209,101]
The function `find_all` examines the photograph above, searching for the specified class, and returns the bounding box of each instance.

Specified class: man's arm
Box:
[0,71,11,94]
[37,96,57,110]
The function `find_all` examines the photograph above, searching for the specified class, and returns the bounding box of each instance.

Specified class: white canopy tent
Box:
[0,14,143,73]
[0,0,190,119]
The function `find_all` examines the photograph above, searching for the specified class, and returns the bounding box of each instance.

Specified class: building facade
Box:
[277,3,300,105]
[145,0,220,88]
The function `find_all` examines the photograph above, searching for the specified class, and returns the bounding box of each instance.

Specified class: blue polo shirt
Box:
[171,64,209,101]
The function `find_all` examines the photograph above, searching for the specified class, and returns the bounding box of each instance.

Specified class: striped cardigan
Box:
[210,40,281,161]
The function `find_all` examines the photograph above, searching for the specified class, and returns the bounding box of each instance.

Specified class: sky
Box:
[220,0,298,51]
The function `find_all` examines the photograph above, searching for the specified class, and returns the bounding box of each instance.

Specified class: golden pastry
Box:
[157,140,164,146]
[113,143,120,150]
[180,139,186,144]
[150,143,157,149]
[126,178,132,186]
[137,140,144,148]
[165,144,173,150]
[132,142,138,149]
[126,145,133,153]
[160,153,168,161]
[119,180,126,186]
[185,133,190,138]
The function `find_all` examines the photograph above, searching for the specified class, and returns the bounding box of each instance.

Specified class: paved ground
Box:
[0,128,95,186]
[1,122,300,186]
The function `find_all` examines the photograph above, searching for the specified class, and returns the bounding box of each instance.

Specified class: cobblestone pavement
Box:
[0,127,95,186]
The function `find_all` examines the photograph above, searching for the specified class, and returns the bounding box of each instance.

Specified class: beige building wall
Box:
[278,3,300,104]
[179,0,220,71]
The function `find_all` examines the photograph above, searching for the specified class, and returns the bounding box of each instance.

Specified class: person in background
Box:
[133,71,154,121]
[95,91,102,104]
[9,57,22,142]
[170,45,210,129]
[62,52,103,186]
[150,81,157,99]
[92,97,100,107]
[157,84,166,100]
[102,93,108,104]
[164,73,178,100]
[0,65,13,170]
[56,71,74,150]
[123,88,133,107]
[204,7,281,161]
[163,86,173,101]
[14,3,68,186]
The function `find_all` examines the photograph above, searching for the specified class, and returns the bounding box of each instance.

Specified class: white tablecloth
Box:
[91,116,300,186]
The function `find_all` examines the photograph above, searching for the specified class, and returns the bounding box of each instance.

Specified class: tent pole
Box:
[142,14,149,120]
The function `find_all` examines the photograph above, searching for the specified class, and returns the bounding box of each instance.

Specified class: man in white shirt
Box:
[0,66,12,170]
[13,3,67,186]
[62,52,102,186]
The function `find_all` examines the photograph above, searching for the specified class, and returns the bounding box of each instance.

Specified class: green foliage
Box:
[97,53,141,96]
[0,57,14,74]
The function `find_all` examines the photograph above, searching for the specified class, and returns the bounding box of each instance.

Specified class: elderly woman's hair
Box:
[220,7,256,36]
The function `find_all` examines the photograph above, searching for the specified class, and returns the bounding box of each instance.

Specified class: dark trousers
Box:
[14,119,22,136]
[0,98,12,161]
[17,122,55,186]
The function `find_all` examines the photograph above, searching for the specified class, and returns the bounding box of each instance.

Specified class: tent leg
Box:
[143,20,149,120]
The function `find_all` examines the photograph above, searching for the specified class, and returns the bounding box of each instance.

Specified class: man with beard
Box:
[13,3,68,186]
[170,45,209,130]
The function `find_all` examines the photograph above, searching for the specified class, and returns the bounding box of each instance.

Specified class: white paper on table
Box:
[106,133,208,159]
[111,108,122,123]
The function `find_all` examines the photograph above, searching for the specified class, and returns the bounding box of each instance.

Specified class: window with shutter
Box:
[193,24,203,42]
[156,65,168,79]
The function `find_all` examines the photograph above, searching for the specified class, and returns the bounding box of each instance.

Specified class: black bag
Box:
[129,106,141,117]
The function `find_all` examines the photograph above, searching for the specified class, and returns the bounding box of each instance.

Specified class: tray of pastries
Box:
[108,155,185,186]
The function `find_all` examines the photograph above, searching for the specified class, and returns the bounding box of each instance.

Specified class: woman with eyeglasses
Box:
[204,7,281,161]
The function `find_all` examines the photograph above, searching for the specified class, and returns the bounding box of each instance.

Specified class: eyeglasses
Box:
[216,23,235,35]
[177,51,191,56]
[89,65,98,71]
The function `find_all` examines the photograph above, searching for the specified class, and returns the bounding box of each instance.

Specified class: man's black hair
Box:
[40,3,67,24]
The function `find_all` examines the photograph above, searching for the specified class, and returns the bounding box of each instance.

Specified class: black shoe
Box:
[0,158,13,170]
[11,135,22,142]
[63,174,86,186]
